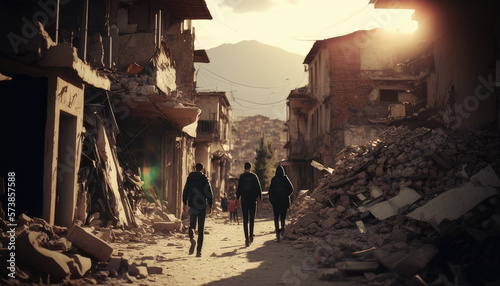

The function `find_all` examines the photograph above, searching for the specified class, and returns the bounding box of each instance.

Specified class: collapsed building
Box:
[0,0,234,283]
[287,125,500,284]
[284,0,500,198]
[283,0,500,284]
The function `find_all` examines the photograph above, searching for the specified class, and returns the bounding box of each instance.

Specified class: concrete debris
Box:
[67,225,114,262]
[373,243,439,279]
[0,192,182,284]
[335,261,380,274]
[287,126,500,284]
[368,187,421,220]
[152,221,182,232]
[17,231,73,279]
[311,160,334,174]
[407,165,499,228]
[70,254,93,278]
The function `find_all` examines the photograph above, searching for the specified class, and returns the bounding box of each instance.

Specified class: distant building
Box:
[230,115,287,179]
[194,91,233,203]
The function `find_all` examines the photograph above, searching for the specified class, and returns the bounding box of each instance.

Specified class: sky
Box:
[193,0,418,56]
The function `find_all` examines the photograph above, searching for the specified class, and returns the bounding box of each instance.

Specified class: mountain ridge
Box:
[196,40,309,120]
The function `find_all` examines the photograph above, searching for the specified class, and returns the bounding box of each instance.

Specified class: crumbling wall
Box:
[286,125,500,284]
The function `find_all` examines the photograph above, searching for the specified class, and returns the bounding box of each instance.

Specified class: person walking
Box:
[236,162,262,247]
[228,196,240,224]
[182,163,213,257]
[268,165,294,243]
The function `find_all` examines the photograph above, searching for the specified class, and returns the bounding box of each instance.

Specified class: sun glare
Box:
[376,9,418,33]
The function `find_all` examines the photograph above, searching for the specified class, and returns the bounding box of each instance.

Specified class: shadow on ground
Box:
[202,208,325,286]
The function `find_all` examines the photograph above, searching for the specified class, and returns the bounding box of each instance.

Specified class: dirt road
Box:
[112,207,335,286]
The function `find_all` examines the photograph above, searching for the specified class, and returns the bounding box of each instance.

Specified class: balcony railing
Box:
[288,134,328,159]
[197,120,220,140]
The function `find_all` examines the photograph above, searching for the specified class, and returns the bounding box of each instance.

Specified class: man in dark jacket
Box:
[182,163,213,257]
[236,162,262,247]
[268,165,294,243]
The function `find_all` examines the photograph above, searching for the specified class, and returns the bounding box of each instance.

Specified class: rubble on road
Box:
[287,126,500,285]
[0,198,182,285]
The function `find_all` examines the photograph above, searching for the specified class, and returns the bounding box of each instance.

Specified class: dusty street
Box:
[111,207,334,286]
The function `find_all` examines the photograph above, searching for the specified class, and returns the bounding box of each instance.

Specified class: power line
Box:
[233,96,286,105]
[198,66,299,90]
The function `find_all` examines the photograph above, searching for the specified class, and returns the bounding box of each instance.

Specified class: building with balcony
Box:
[0,0,213,224]
[285,28,433,195]
[194,91,233,203]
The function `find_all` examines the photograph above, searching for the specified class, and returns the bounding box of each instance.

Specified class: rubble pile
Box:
[109,69,161,98]
[0,200,183,285]
[287,126,500,285]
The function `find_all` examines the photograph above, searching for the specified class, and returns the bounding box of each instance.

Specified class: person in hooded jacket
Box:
[182,163,213,257]
[268,165,294,243]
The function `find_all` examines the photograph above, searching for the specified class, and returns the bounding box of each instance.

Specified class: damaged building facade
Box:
[0,0,215,226]
[283,0,500,283]
[286,0,500,195]
[194,91,233,203]
[286,29,432,195]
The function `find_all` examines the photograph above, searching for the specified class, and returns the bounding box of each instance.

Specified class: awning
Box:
[194,50,210,63]
[162,0,212,20]
[120,96,201,137]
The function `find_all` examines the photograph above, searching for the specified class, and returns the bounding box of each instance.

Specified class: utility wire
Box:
[233,96,286,105]
[198,66,299,90]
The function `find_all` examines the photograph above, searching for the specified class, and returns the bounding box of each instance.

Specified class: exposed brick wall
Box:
[327,42,374,129]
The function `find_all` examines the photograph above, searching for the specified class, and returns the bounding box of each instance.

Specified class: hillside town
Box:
[1,0,500,285]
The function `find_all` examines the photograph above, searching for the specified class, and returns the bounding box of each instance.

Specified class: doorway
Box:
[55,111,78,227]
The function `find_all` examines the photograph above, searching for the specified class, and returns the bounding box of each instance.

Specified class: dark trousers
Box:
[273,206,287,236]
[189,208,206,253]
[241,202,256,241]
[230,210,239,223]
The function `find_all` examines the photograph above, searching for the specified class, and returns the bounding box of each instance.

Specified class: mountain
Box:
[195,40,308,120]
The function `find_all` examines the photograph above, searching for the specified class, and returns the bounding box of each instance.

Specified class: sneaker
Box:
[245,240,250,247]
[249,235,253,243]
[196,252,202,257]
[189,239,196,255]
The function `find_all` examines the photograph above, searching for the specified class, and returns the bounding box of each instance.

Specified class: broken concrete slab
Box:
[70,254,92,278]
[128,263,148,278]
[407,165,500,228]
[368,187,421,220]
[335,261,380,273]
[356,220,367,233]
[152,221,181,232]
[17,231,73,279]
[107,256,123,273]
[67,225,113,262]
[369,185,383,199]
[470,164,500,187]
[374,244,439,279]
[147,266,163,275]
